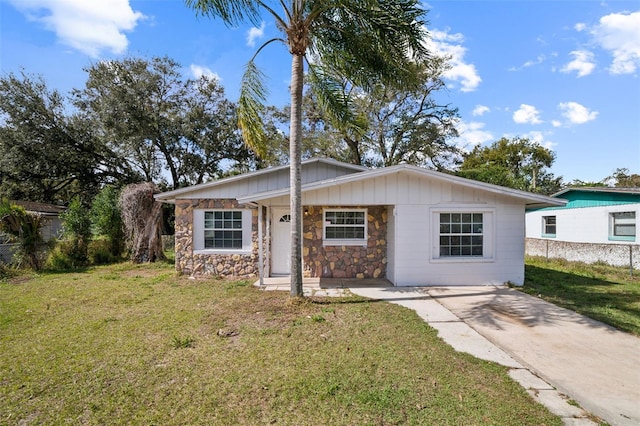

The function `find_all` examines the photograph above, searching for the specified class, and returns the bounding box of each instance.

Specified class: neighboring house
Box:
[10,200,65,241]
[525,187,640,267]
[156,158,564,286]
[0,200,65,264]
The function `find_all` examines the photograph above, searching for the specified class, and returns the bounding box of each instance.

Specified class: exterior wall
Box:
[174,198,262,277]
[526,238,640,268]
[301,205,387,279]
[262,173,529,286]
[393,198,526,286]
[526,204,639,244]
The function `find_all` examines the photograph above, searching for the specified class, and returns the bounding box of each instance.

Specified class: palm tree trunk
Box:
[289,53,304,297]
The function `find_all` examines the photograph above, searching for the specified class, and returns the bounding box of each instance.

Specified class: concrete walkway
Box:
[349,286,640,426]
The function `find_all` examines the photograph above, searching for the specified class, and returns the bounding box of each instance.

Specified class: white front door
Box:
[271,208,291,275]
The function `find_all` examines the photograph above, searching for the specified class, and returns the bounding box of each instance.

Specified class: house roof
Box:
[155,157,367,203]
[156,158,565,208]
[529,186,640,211]
[235,163,565,208]
[10,200,66,216]
[552,187,640,197]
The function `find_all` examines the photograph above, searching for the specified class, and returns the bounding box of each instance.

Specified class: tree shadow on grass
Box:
[520,264,640,336]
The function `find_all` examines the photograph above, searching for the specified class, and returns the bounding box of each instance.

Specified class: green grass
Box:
[0,262,561,425]
[522,256,640,336]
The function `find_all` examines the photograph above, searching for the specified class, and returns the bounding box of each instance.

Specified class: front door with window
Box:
[271,208,291,275]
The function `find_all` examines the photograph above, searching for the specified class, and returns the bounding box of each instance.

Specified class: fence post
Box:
[630,245,633,277]
[545,239,549,262]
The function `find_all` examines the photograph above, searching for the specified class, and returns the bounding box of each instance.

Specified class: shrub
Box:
[91,186,125,257]
[87,238,117,265]
[0,199,46,269]
[59,197,91,265]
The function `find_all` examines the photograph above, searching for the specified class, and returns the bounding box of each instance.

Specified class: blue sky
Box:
[1,0,638,183]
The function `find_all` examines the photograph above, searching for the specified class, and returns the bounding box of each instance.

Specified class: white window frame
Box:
[323,208,368,247]
[542,215,556,238]
[609,211,636,242]
[193,209,253,254]
[431,207,495,263]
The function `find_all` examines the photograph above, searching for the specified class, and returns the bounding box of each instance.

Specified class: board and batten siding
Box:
[526,204,640,244]
[392,200,525,286]
[262,172,528,286]
[173,161,362,200]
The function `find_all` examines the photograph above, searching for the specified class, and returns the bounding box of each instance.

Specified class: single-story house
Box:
[11,200,66,241]
[0,200,65,264]
[156,158,564,286]
[525,187,640,267]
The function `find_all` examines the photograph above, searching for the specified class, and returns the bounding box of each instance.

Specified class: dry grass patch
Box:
[1,262,561,425]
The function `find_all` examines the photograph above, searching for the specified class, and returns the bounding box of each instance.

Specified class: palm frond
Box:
[184,0,261,26]
[238,60,268,158]
[310,0,429,91]
[307,64,368,139]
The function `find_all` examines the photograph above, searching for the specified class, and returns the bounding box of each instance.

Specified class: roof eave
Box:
[155,157,368,203]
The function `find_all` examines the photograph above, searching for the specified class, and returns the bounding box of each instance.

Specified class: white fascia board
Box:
[237,164,567,208]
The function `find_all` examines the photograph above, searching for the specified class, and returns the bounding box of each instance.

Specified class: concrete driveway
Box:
[350,285,640,426]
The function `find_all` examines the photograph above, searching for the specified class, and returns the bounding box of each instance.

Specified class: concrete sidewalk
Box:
[349,286,640,426]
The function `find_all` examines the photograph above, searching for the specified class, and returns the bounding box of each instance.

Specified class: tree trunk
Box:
[289,53,304,297]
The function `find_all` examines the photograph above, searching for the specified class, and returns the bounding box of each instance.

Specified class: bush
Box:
[59,198,91,265]
[45,240,88,271]
[0,199,46,269]
[91,186,125,257]
[88,238,117,265]
[0,263,17,280]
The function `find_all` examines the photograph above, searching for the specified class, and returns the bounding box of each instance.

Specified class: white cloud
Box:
[561,50,596,77]
[591,11,640,74]
[246,21,266,47]
[7,0,144,58]
[455,121,494,149]
[425,28,481,92]
[472,105,490,116]
[551,120,562,128]
[575,23,587,32]
[510,55,546,71]
[558,102,598,124]
[190,64,221,81]
[513,104,542,124]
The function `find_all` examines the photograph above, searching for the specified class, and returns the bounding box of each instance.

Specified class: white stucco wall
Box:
[526,204,639,244]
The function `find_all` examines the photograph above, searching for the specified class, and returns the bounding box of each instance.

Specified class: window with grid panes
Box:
[439,213,483,256]
[324,210,366,242]
[204,211,243,249]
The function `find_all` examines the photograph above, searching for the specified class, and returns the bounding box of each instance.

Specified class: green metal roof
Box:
[528,187,640,211]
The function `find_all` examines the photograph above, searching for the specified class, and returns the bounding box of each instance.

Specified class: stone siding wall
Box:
[174,199,261,277]
[302,206,387,279]
[526,238,640,269]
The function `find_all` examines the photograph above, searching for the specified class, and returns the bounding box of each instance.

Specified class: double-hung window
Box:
[610,212,636,241]
[439,213,484,257]
[193,209,252,252]
[323,209,367,246]
[204,211,243,249]
[542,215,556,237]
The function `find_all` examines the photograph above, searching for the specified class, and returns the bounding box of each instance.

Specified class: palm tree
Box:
[185,0,429,297]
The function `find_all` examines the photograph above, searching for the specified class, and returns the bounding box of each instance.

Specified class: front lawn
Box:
[0,262,561,425]
[523,256,640,336]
